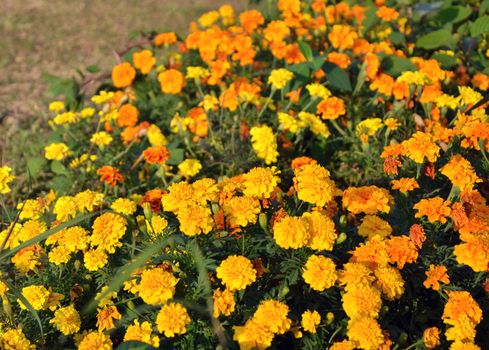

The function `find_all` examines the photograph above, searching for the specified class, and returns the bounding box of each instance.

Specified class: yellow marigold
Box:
[0,328,34,349]
[384,117,400,130]
[0,166,14,194]
[156,302,191,337]
[80,107,95,118]
[355,118,383,138]
[161,181,195,213]
[342,284,382,319]
[250,125,279,165]
[233,317,274,350]
[254,299,292,334]
[17,219,47,243]
[216,255,257,291]
[302,211,337,251]
[397,71,429,86]
[91,213,127,253]
[449,341,481,350]
[138,267,178,305]
[347,317,384,350]
[453,239,489,272]
[78,331,113,350]
[49,245,72,265]
[44,143,71,161]
[54,195,78,222]
[306,83,331,99]
[110,198,137,216]
[374,265,405,300]
[146,215,168,236]
[192,178,219,205]
[178,159,202,178]
[424,264,450,290]
[17,198,47,220]
[186,66,210,80]
[91,90,114,104]
[49,100,64,112]
[112,62,136,88]
[19,285,50,310]
[50,304,81,335]
[414,197,452,224]
[242,167,280,199]
[338,262,375,290]
[124,320,160,347]
[147,124,167,146]
[440,155,480,192]
[75,190,104,213]
[158,69,185,94]
[391,177,419,192]
[213,288,236,317]
[343,186,392,215]
[223,196,260,227]
[330,340,356,350]
[273,215,311,249]
[443,291,482,325]
[176,204,213,236]
[358,215,392,241]
[53,111,78,125]
[350,239,390,268]
[301,310,321,333]
[294,163,336,207]
[268,68,294,89]
[303,255,337,291]
[278,112,301,133]
[84,249,108,271]
[423,327,441,349]
[458,86,482,106]
[96,305,121,331]
[401,131,440,164]
[12,246,41,274]
[133,49,156,74]
[386,235,418,269]
[90,131,113,148]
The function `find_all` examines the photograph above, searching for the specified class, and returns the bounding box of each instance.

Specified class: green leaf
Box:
[43,73,79,107]
[432,53,457,68]
[481,0,489,15]
[298,40,313,62]
[322,62,352,92]
[381,56,417,77]
[416,29,454,49]
[27,157,47,178]
[0,212,99,260]
[436,6,472,25]
[389,31,405,45]
[167,148,184,165]
[117,341,157,350]
[361,6,378,34]
[288,63,311,79]
[470,15,489,37]
[86,65,101,73]
[51,161,69,175]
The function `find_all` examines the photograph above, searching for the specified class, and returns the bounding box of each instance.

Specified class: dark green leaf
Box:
[470,15,489,37]
[381,56,417,77]
[436,6,472,25]
[298,41,313,62]
[117,341,157,350]
[322,62,352,92]
[167,148,184,165]
[416,29,454,49]
[432,53,457,68]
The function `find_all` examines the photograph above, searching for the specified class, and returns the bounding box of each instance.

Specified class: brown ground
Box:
[0,0,246,142]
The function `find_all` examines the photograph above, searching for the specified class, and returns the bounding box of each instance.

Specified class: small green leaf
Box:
[323,62,352,92]
[381,56,417,77]
[298,40,313,62]
[86,65,101,73]
[470,15,489,37]
[167,148,184,165]
[432,53,457,68]
[436,6,472,25]
[416,29,454,49]
[27,157,47,178]
[51,161,68,175]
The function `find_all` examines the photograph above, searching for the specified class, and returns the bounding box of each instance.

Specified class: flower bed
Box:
[0,1,489,349]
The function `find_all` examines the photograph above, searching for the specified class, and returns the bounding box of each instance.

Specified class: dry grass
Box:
[0,0,246,140]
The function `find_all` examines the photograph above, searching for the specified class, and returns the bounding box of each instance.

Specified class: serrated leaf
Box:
[323,62,352,92]
[416,29,454,49]
[470,15,489,37]
[381,56,417,77]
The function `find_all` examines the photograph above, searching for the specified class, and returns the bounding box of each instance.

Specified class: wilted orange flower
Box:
[154,32,177,46]
[423,265,450,290]
[158,69,185,94]
[97,166,124,186]
[391,177,419,192]
[317,97,346,120]
[133,49,156,75]
[143,146,170,165]
[343,186,392,215]
[112,62,136,88]
[409,224,426,248]
[117,104,139,128]
[414,197,452,224]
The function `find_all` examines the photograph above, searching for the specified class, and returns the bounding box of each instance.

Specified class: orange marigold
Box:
[117,104,139,128]
[158,69,185,94]
[317,97,346,120]
[440,155,480,192]
[97,166,124,186]
[414,197,452,224]
[112,62,136,88]
[343,186,392,215]
[385,235,418,269]
[143,146,170,165]
[424,264,450,290]
[391,177,419,192]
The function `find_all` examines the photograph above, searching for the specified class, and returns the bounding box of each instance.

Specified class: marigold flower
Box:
[424,264,450,290]
[303,211,337,251]
[440,155,480,192]
[50,304,81,335]
[0,329,34,349]
[342,284,382,319]
[242,167,281,199]
[156,302,191,337]
[112,62,136,88]
[84,249,108,271]
[409,224,426,248]
[223,196,260,227]
[391,177,419,192]
[138,267,178,305]
[77,331,112,350]
[233,317,274,350]
[347,317,384,350]
[386,235,418,269]
[374,265,405,300]
[158,69,185,94]
[154,32,177,46]
[90,131,113,148]
[423,327,441,349]
[268,69,293,90]
[338,262,375,290]
[117,104,139,127]
[44,143,71,161]
[250,125,279,165]
[254,300,291,334]
[91,212,127,253]
[18,285,50,310]
[301,310,321,333]
[414,197,452,224]
[442,290,482,344]
[239,9,264,33]
[401,132,440,164]
[0,166,15,194]
[273,215,311,249]
[213,288,236,317]
[215,255,257,293]
[302,255,337,291]
[294,163,336,207]
[124,320,160,347]
[358,215,392,241]
[97,166,124,186]
[328,24,358,50]
[177,204,213,236]
[96,305,122,331]
[133,49,155,74]
[343,186,392,215]
[317,97,346,120]
[178,159,202,178]
[143,146,170,165]
[111,198,137,216]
